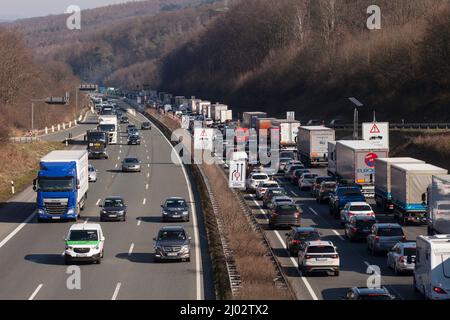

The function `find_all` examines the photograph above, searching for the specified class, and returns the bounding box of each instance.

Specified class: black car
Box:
[128,135,141,145]
[344,215,377,242]
[120,116,129,124]
[343,287,395,300]
[153,226,191,262]
[141,122,151,130]
[161,197,190,222]
[285,227,321,256]
[269,204,302,229]
[99,197,127,222]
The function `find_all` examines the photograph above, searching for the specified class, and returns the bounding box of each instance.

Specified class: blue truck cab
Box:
[329,184,366,218]
[33,151,89,222]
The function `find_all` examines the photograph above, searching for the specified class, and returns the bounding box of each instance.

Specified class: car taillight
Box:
[389,204,394,210]
[433,287,447,294]
[399,256,405,263]
[375,236,380,242]
[294,212,300,218]
[330,254,339,259]
[348,213,354,217]
[272,212,279,217]
[305,255,313,259]
[292,240,301,245]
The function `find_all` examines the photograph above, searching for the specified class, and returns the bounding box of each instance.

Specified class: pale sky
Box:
[0,0,143,20]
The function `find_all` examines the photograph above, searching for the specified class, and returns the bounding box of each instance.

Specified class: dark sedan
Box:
[99,196,127,222]
[161,197,190,222]
[285,227,321,256]
[141,122,152,130]
[343,287,395,300]
[128,135,141,145]
[344,215,377,242]
[269,204,302,229]
[153,226,191,262]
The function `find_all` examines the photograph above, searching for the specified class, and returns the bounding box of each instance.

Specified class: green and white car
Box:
[64,223,105,265]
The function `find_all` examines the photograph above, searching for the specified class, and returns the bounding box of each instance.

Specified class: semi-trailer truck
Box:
[374,158,425,212]
[390,163,448,224]
[243,112,267,129]
[328,141,337,176]
[335,140,389,198]
[33,150,89,222]
[98,114,118,144]
[427,175,450,235]
[86,130,109,159]
[272,119,301,148]
[297,126,335,167]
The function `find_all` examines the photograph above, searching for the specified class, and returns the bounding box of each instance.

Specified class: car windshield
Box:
[355,219,376,228]
[253,175,268,180]
[377,227,404,237]
[403,248,416,256]
[316,177,334,184]
[104,199,124,207]
[270,189,286,196]
[276,205,297,214]
[303,174,317,179]
[38,177,73,192]
[323,183,336,190]
[125,158,139,163]
[307,246,335,254]
[88,166,95,172]
[339,189,362,196]
[158,230,186,241]
[69,230,98,241]
[280,152,294,159]
[98,124,115,132]
[296,231,320,241]
[349,205,372,211]
[165,200,187,208]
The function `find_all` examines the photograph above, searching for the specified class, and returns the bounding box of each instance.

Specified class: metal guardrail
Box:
[8,136,41,143]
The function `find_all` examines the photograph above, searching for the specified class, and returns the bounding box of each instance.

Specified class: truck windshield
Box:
[38,177,74,192]
[88,132,106,141]
[69,230,99,241]
[98,125,115,132]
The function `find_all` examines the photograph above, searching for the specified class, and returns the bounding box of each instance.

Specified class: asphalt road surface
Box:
[0,106,213,300]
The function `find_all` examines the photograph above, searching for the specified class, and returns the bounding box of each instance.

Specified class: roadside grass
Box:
[0,141,65,204]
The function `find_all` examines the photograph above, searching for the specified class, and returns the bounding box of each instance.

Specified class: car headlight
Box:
[94,245,100,250]
[163,211,168,215]
[183,211,189,215]
[101,210,107,214]
[37,208,45,214]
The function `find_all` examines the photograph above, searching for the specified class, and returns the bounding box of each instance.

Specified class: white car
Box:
[284,160,303,174]
[298,173,318,190]
[298,240,340,276]
[279,157,293,172]
[269,196,295,210]
[64,223,105,265]
[387,241,416,275]
[340,202,375,225]
[88,164,97,182]
[256,181,280,199]
[246,172,270,192]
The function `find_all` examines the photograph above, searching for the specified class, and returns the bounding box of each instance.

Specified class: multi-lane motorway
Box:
[241,167,426,300]
[0,106,213,300]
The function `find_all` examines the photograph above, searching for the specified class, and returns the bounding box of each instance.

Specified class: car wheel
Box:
[123,216,127,222]
[100,217,104,222]
[186,257,191,262]
[101,250,104,258]
[154,257,160,263]
[334,269,340,276]
[96,258,101,264]
[64,257,71,265]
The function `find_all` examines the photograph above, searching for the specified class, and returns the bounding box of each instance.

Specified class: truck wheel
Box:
[334,269,340,276]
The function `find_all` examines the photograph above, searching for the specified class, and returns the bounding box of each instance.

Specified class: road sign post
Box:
[362,122,389,149]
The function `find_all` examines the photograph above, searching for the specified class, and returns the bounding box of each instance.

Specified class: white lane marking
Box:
[28,284,43,300]
[142,198,146,205]
[251,197,319,300]
[0,213,35,249]
[309,207,345,241]
[142,111,203,300]
[84,218,89,224]
[128,243,134,256]
[147,173,150,178]
[137,219,141,226]
[145,184,149,190]
[117,156,120,160]
[147,156,150,160]
[146,150,149,153]
[119,150,122,154]
[115,164,118,169]
[148,164,150,168]
[96,199,101,206]
[112,282,121,300]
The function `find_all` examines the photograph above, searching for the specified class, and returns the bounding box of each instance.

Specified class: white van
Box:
[64,223,105,265]
[414,235,450,300]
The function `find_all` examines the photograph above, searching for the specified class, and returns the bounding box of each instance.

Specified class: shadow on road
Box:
[0,202,36,224]
[116,252,154,263]
[25,254,65,266]
[137,216,162,223]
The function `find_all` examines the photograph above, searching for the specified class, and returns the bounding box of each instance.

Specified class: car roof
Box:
[376,223,402,228]
[306,240,335,247]
[354,287,390,295]
[70,223,101,231]
[160,226,185,232]
[166,197,186,201]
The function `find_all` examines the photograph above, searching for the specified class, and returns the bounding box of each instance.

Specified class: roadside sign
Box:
[287,111,295,121]
[229,160,246,189]
[181,115,190,129]
[194,128,213,150]
[362,122,389,149]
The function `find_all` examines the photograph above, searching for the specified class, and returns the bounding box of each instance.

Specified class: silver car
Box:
[88,164,97,182]
[367,223,406,255]
[387,241,416,274]
[153,226,191,262]
[122,157,141,172]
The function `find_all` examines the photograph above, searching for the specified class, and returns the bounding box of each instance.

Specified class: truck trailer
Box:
[335,140,389,198]
[297,126,335,167]
[374,158,425,212]
[427,175,450,235]
[327,141,337,176]
[272,119,301,148]
[243,112,267,129]
[390,163,448,224]
[33,150,89,222]
[211,103,228,122]
[98,114,118,144]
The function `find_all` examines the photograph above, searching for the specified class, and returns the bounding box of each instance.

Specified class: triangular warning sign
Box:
[201,129,207,137]
[370,123,381,134]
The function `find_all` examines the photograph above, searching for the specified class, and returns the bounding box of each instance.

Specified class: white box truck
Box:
[33,150,89,222]
[375,158,425,212]
[98,114,118,144]
[211,103,228,122]
[328,141,337,176]
[199,101,211,118]
[297,126,335,167]
[220,110,232,123]
[335,140,389,198]
[427,175,450,235]
[272,119,301,148]
[391,163,448,224]
[414,235,450,300]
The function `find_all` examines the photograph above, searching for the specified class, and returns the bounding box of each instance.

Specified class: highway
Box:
[0,105,213,300]
[240,167,426,300]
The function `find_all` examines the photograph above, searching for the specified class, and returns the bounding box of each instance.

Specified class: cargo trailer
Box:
[427,175,450,235]
[297,126,335,167]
